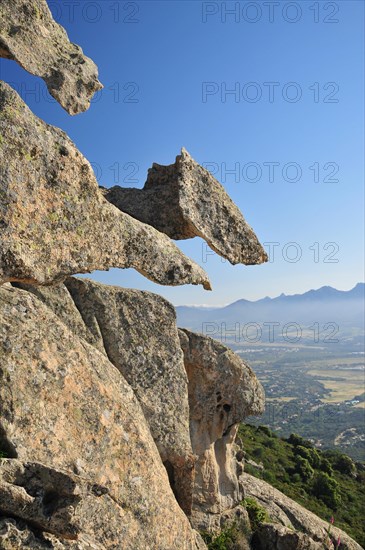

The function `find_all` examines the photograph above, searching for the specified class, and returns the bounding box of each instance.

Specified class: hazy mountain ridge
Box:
[176,283,365,335]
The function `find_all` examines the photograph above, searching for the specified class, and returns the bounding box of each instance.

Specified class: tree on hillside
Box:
[312,472,341,509]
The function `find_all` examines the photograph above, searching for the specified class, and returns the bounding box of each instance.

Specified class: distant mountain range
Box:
[176,283,365,338]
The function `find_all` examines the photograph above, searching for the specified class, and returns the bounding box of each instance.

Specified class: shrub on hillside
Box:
[294,455,314,481]
[295,445,322,468]
[243,497,269,531]
[287,433,313,449]
[333,455,356,476]
[323,450,356,476]
[319,457,334,475]
[201,522,249,550]
[311,472,341,509]
[257,426,274,437]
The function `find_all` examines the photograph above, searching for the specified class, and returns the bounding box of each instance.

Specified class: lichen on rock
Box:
[103,148,268,266]
[0,0,102,114]
[15,276,196,515]
[0,81,211,290]
[0,283,205,549]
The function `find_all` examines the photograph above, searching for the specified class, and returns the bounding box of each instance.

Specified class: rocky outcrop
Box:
[14,277,195,515]
[103,148,268,266]
[0,459,104,541]
[251,524,323,550]
[0,82,210,290]
[240,473,362,550]
[0,284,204,549]
[1,3,361,549]
[0,517,84,549]
[0,0,102,114]
[10,281,97,350]
[179,329,265,531]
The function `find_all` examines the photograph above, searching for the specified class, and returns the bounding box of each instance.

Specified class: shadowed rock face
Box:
[251,524,323,550]
[103,148,268,266]
[0,82,211,290]
[178,329,265,531]
[0,0,102,114]
[14,277,195,515]
[0,284,205,549]
[240,474,363,550]
[0,516,85,549]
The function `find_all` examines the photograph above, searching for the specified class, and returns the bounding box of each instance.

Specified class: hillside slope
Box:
[237,425,365,547]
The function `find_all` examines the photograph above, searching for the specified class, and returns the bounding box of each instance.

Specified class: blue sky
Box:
[1,1,364,305]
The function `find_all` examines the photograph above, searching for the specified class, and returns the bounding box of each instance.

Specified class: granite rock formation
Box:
[103,148,268,266]
[0,82,210,290]
[1,2,362,549]
[14,277,195,515]
[179,329,265,530]
[0,0,102,114]
[0,517,91,549]
[0,283,204,549]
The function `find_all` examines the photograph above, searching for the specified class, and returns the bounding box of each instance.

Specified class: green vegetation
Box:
[242,497,269,531]
[201,522,246,550]
[237,424,365,547]
[311,472,340,508]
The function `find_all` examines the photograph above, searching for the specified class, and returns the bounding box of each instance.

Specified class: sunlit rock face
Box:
[0,0,102,115]
[103,148,268,266]
[0,283,206,549]
[178,328,265,531]
[14,277,195,515]
[0,82,210,290]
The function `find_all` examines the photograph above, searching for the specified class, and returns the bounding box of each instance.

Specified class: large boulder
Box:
[0,82,210,290]
[0,283,205,549]
[0,0,102,114]
[103,148,268,266]
[240,473,362,550]
[14,277,195,515]
[178,329,265,530]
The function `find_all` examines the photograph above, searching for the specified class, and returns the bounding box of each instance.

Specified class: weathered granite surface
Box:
[0,82,210,290]
[14,277,195,515]
[0,459,105,542]
[103,148,268,266]
[0,517,88,549]
[179,329,265,531]
[0,0,102,114]
[0,284,205,549]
